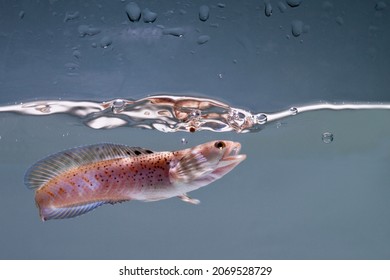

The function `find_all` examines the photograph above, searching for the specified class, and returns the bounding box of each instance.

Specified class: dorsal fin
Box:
[24,143,154,190]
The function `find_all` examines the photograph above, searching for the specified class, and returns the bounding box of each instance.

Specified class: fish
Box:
[24,140,246,221]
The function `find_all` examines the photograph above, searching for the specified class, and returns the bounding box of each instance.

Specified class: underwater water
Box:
[0,0,390,260]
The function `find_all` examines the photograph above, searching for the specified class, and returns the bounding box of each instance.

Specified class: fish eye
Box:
[214,141,226,150]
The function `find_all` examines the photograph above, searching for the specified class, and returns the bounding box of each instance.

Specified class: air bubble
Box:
[112,99,126,113]
[255,113,268,124]
[322,132,334,144]
[289,107,298,115]
[181,138,188,145]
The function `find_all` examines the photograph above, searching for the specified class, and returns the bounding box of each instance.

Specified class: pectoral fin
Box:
[178,194,200,205]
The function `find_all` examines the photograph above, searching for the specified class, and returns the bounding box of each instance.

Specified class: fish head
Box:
[169,140,246,188]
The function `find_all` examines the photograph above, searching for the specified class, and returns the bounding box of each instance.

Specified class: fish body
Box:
[25,140,246,221]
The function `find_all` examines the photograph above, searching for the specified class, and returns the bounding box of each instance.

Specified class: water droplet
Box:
[291,20,304,37]
[72,50,81,59]
[322,132,334,144]
[126,2,141,22]
[228,110,246,130]
[322,1,334,12]
[78,25,101,37]
[64,11,79,22]
[278,1,287,13]
[197,35,210,45]
[181,138,188,144]
[162,27,185,37]
[100,36,113,48]
[255,113,268,124]
[112,99,126,113]
[190,109,201,119]
[19,10,25,19]
[289,107,298,115]
[286,0,302,8]
[218,73,223,79]
[143,8,158,23]
[336,16,344,25]
[199,5,210,21]
[217,3,226,8]
[375,1,387,11]
[264,1,273,17]
[64,62,79,72]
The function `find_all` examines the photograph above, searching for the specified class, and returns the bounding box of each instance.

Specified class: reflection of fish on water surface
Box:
[24,141,246,221]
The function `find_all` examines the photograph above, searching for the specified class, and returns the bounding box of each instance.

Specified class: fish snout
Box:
[221,142,246,164]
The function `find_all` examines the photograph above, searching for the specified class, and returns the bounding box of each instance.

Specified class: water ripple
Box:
[1,95,390,133]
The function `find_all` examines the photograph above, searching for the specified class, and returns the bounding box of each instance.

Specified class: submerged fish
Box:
[25,140,246,221]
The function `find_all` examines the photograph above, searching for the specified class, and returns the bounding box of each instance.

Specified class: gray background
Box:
[0,0,390,259]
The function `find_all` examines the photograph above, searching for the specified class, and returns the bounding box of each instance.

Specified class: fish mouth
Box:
[205,141,245,179]
[218,142,246,168]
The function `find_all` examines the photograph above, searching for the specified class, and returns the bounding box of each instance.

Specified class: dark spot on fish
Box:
[126,151,132,155]
[145,150,153,154]
[189,126,196,133]
[134,150,141,156]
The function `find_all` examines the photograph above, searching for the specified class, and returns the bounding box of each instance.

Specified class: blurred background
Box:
[0,0,389,259]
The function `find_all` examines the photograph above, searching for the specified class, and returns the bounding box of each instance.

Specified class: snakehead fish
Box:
[24,140,246,221]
